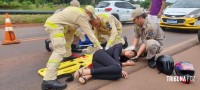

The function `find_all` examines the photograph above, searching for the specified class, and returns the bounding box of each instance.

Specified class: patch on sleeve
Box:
[106,22,112,30]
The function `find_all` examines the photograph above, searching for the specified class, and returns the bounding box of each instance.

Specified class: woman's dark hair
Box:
[120,56,129,62]
[120,50,137,62]
[131,50,137,57]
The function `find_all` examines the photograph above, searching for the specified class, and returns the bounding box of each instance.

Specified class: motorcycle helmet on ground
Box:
[174,61,195,84]
[156,55,174,75]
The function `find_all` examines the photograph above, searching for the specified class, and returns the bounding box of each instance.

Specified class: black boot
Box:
[45,39,52,52]
[148,56,156,69]
[123,36,128,49]
[41,80,67,90]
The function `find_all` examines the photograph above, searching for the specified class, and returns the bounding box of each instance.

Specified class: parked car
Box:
[160,0,200,30]
[95,1,136,22]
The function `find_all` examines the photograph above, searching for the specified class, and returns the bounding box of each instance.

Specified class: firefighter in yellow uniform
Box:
[89,13,128,50]
[45,0,85,54]
[41,5,102,90]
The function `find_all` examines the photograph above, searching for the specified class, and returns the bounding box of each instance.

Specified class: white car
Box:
[95,1,136,22]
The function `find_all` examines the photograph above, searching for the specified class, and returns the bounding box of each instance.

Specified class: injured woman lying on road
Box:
[74,43,137,84]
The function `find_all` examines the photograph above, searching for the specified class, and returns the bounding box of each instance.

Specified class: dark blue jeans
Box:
[91,49,122,80]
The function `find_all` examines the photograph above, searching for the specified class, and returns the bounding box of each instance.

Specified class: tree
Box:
[139,0,151,9]
[36,0,45,4]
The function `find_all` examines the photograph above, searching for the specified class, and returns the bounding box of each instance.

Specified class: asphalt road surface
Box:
[0,24,197,90]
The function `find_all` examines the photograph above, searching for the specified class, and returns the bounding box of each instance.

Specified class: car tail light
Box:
[105,8,112,12]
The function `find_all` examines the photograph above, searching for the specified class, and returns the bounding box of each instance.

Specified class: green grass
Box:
[0,14,51,24]
[28,4,69,11]
[0,5,88,24]
[0,4,87,11]
[28,4,87,11]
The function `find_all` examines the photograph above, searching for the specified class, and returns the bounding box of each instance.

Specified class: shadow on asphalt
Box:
[163,28,198,34]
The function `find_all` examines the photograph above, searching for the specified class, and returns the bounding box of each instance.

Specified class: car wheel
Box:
[198,30,200,42]
[112,14,119,20]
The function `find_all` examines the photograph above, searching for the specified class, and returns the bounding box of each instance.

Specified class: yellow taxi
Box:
[160,0,200,30]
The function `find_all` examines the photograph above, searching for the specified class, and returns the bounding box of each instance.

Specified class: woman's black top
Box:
[104,43,129,66]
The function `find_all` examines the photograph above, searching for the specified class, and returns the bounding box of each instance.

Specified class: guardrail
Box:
[0,10,54,14]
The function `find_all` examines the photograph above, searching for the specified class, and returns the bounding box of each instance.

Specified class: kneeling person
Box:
[126,8,165,68]
[89,13,128,50]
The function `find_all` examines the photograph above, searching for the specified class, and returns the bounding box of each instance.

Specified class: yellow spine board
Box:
[38,54,93,77]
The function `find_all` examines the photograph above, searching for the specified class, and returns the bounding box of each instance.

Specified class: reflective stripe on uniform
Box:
[98,13,109,19]
[64,25,68,33]
[72,8,84,14]
[74,31,80,36]
[53,33,65,38]
[117,35,121,39]
[98,14,109,27]
[47,60,60,65]
[107,40,114,46]
[93,42,101,47]
[45,22,58,29]
[118,29,122,33]
[65,44,71,48]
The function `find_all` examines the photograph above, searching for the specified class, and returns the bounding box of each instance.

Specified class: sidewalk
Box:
[98,44,200,90]
[65,38,199,90]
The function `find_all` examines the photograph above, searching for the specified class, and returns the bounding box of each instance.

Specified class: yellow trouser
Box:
[64,29,76,57]
[43,23,75,80]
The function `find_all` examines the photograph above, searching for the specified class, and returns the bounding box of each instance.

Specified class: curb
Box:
[67,37,199,90]
[159,37,199,56]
